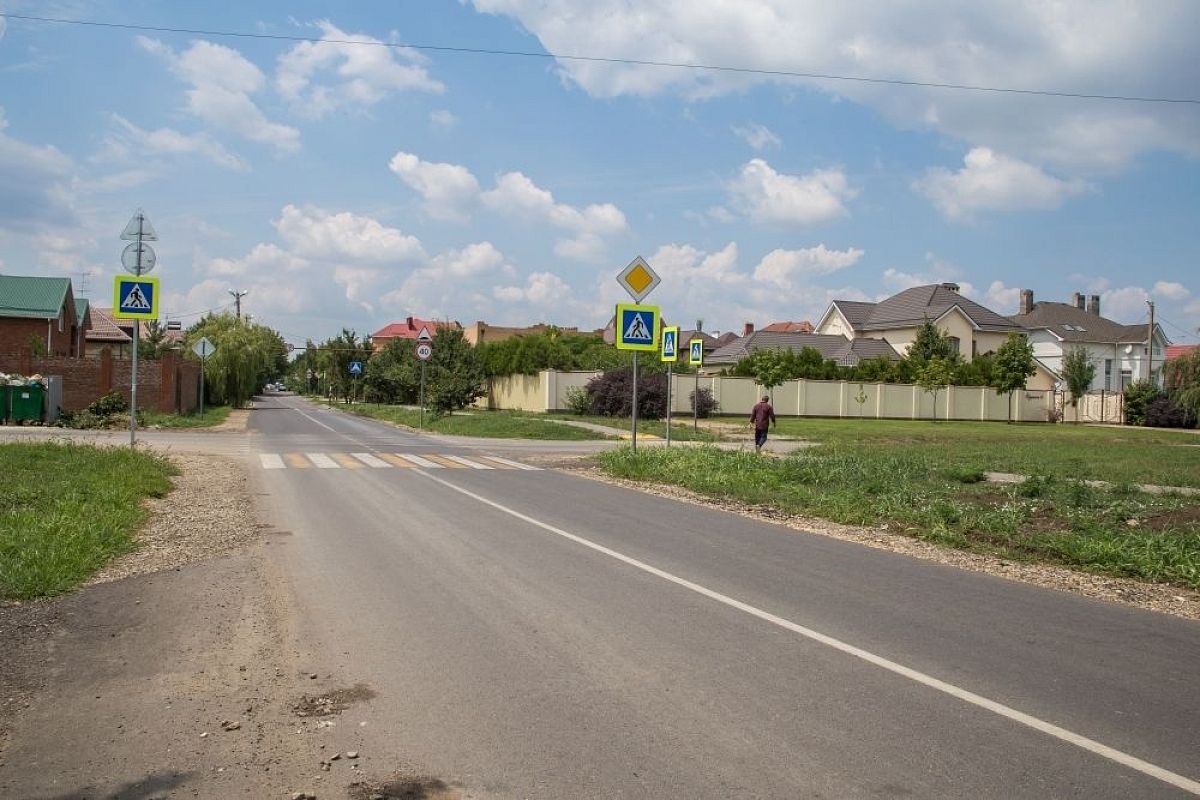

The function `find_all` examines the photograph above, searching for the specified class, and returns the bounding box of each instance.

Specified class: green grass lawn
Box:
[335,403,612,440]
[771,418,1200,489]
[0,442,177,600]
[544,413,720,442]
[598,421,1200,589]
[141,405,232,428]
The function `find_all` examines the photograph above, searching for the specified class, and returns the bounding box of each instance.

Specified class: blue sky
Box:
[1,1,1197,346]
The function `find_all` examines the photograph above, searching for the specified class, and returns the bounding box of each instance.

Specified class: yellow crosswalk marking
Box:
[378,453,417,468]
[332,453,364,469]
[422,454,467,468]
[285,453,310,468]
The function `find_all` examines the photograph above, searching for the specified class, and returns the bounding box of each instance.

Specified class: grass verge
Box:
[141,405,232,428]
[770,418,1200,489]
[333,404,612,440]
[545,413,720,441]
[597,445,1200,588]
[0,442,177,600]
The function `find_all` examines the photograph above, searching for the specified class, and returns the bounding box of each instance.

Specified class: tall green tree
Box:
[990,333,1037,423]
[362,338,420,404]
[1061,347,1096,422]
[186,313,287,407]
[742,349,791,400]
[908,319,959,364]
[1164,348,1200,425]
[916,357,955,421]
[424,328,486,414]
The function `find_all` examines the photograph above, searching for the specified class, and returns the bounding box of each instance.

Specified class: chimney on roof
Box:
[1019,289,1034,315]
[406,315,415,328]
[743,322,755,336]
[1072,292,1084,309]
[1087,294,1100,316]
[940,282,960,293]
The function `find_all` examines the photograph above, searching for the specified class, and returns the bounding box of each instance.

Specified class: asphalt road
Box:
[249,394,1200,798]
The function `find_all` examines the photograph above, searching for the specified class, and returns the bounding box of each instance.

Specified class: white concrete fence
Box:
[480,370,1067,423]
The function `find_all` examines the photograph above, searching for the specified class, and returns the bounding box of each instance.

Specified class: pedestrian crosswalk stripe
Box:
[422,454,466,469]
[480,455,542,471]
[352,452,390,468]
[443,454,494,470]
[396,453,441,469]
[257,453,543,471]
[306,453,339,469]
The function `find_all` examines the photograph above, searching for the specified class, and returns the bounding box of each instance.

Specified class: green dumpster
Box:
[9,384,45,423]
[0,385,9,423]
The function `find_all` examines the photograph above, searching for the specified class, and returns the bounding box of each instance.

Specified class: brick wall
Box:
[0,318,78,358]
[0,347,198,413]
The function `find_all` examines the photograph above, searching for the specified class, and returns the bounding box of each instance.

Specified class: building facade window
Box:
[947,336,960,356]
[1104,359,1112,391]
[1120,369,1132,391]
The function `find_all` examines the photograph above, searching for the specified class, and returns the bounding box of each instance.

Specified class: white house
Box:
[1008,290,1169,391]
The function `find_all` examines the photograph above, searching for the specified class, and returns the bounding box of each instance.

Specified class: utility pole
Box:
[229,289,248,321]
[1147,300,1156,386]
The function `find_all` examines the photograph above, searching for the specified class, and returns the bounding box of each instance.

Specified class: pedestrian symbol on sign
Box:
[349,361,363,376]
[122,284,151,311]
[623,312,652,342]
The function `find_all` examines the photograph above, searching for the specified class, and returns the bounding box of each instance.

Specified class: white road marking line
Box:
[397,453,443,469]
[306,452,340,469]
[293,407,341,433]
[480,455,541,471]
[352,452,392,468]
[411,470,1200,797]
[443,454,494,469]
[259,454,285,469]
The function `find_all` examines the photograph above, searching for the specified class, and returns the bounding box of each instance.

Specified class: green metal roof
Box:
[0,275,71,319]
[74,297,90,322]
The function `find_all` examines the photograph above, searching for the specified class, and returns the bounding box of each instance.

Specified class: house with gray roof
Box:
[1009,290,1168,391]
[704,330,898,372]
[816,282,1026,363]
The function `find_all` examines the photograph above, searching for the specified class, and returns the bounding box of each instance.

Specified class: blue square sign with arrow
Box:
[615,303,659,352]
[349,361,363,375]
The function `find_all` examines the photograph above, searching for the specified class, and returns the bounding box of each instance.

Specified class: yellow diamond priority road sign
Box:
[616,255,660,303]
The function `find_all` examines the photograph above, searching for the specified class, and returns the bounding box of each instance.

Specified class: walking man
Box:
[750,394,776,453]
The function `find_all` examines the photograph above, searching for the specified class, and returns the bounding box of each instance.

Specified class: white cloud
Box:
[274,203,425,263]
[1101,286,1150,322]
[483,171,627,262]
[206,242,310,277]
[1152,281,1189,301]
[430,110,458,129]
[915,147,1089,221]
[0,106,75,230]
[276,21,443,119]
[983,280,1022,314]
[732,122,781,150]
[108,115,248,170]
[753,244,864,289]
[494,271,575,305]
[381,241,517,320]
[388,151,482,221]
[728,159,854,225]
[139,37,300,154]
[469,1,1200,171]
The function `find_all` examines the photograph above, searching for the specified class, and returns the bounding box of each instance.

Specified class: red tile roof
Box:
[1165,344,1197,361]
[371,316,461,342]
[762,321,814,333]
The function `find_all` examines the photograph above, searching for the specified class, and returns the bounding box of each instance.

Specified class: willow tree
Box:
[186,313,287,407]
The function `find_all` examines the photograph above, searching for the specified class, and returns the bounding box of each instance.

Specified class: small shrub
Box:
[1123,380,1159,426]
[942,466,986,484]
[1016,473,1055,498]
[585,368,667,419]
[1144,396,1191,428]
[689,387,718,418]
[564,385,591,416]
[86,391,128,417]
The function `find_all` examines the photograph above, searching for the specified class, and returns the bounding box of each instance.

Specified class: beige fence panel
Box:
[548,370,600,411]
[1055,391,1123,424]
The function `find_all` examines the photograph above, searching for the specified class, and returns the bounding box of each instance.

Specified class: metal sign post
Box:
[661,325,679,448]
[615,257,662,453]
[416,339,432,429]
[688,339,704,432]
[192,337,215,415]
[117,210,158,447]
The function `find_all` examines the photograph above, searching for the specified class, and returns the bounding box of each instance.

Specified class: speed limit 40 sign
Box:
[416,342,433,361]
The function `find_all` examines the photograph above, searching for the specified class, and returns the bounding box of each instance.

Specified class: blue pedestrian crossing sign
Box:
[349,361,363,376]
[615,303,659,352]
[112,275,160,320]
[660,325,679,362]
[688,338,704,366]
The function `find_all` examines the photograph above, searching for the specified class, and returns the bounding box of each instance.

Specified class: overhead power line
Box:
[3,12,1198,106]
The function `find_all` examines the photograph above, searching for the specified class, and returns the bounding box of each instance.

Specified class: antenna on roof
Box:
[77,270,92,297]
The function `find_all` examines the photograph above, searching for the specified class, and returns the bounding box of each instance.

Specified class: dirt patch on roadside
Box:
[1144,506,1200,532]
[293,683,377,718]
[565,465,1200,621]
[209,407,251,432]
[349,774,468,799]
